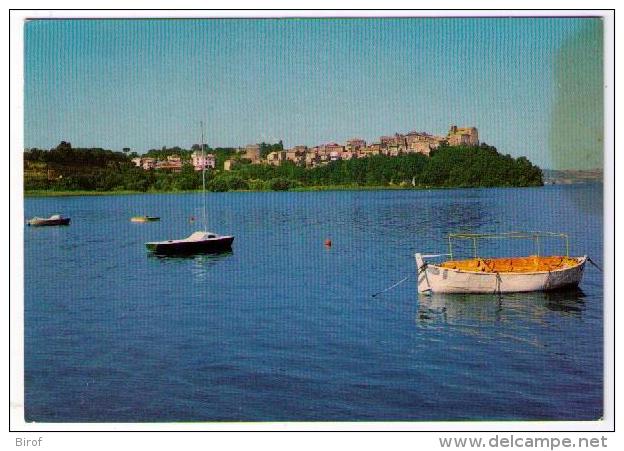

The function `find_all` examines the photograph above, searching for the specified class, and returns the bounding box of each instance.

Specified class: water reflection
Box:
[148,250,233,261]
[417,287,586,326]
[540,287,587,314]
[24,224,70,236]
[148,250,234,266]
[147,251,234,281]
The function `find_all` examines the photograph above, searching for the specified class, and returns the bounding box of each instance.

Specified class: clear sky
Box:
[24,17,603,169]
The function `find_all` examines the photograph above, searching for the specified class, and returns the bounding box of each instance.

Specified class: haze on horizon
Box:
[24,17,604,170]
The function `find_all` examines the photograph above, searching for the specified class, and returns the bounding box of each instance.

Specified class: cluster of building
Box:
[130,125,478,171]
[247,125,478,168]
[131,152,216,172]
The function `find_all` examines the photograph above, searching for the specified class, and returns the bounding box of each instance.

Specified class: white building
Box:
[191,151,216,171]
[141,158,156,170]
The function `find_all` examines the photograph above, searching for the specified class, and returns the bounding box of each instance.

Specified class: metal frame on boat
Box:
[416,232,587,294]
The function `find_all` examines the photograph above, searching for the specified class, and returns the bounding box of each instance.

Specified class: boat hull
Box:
[415,254,587,294]
[27,218,71,226]
[146,236,234,255]
[131,216,160,223]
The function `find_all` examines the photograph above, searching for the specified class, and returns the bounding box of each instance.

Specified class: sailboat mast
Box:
[200,121,207,231]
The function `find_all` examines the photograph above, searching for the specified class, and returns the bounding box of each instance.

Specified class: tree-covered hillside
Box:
[24,142,542,193]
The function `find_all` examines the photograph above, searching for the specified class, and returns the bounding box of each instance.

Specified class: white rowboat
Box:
[416,232,587,294]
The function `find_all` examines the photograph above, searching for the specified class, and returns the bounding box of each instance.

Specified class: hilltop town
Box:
[24,124,544,194]
[130,125,479,172]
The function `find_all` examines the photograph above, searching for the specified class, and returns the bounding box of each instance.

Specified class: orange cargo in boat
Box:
[439,255,581,273]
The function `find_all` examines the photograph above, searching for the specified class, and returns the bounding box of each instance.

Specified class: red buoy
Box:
[324,239,332,247]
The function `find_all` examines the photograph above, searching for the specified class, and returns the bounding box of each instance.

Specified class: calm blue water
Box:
[24,184,603,422]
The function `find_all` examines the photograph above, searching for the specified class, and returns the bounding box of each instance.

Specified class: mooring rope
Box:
[587,257,603,272]
[371,264,428,298]
[371,275,411,298]
[494,272,502,296]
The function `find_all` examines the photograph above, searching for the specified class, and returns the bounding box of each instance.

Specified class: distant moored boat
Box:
[26,214,71,227]
[131,216,160,223]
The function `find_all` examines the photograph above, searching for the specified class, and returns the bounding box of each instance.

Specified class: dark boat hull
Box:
[27,218,71,226]
[146,236,234,255]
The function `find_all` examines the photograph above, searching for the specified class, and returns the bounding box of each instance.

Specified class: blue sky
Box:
[24,18,603,169]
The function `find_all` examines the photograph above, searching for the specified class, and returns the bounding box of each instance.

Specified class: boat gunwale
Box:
[423,255,587,276]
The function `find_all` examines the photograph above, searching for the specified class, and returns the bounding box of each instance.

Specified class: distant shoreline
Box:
[23,182,602,198]
[23,186,414,197]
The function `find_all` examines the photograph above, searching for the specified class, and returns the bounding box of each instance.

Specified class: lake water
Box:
[24,184,604,422]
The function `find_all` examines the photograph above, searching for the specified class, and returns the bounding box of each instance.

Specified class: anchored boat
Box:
[146,231,234,255]
[145,122,234,256]
[27,214,71,226]
[415,232,587,294]
[131,216,160,223]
